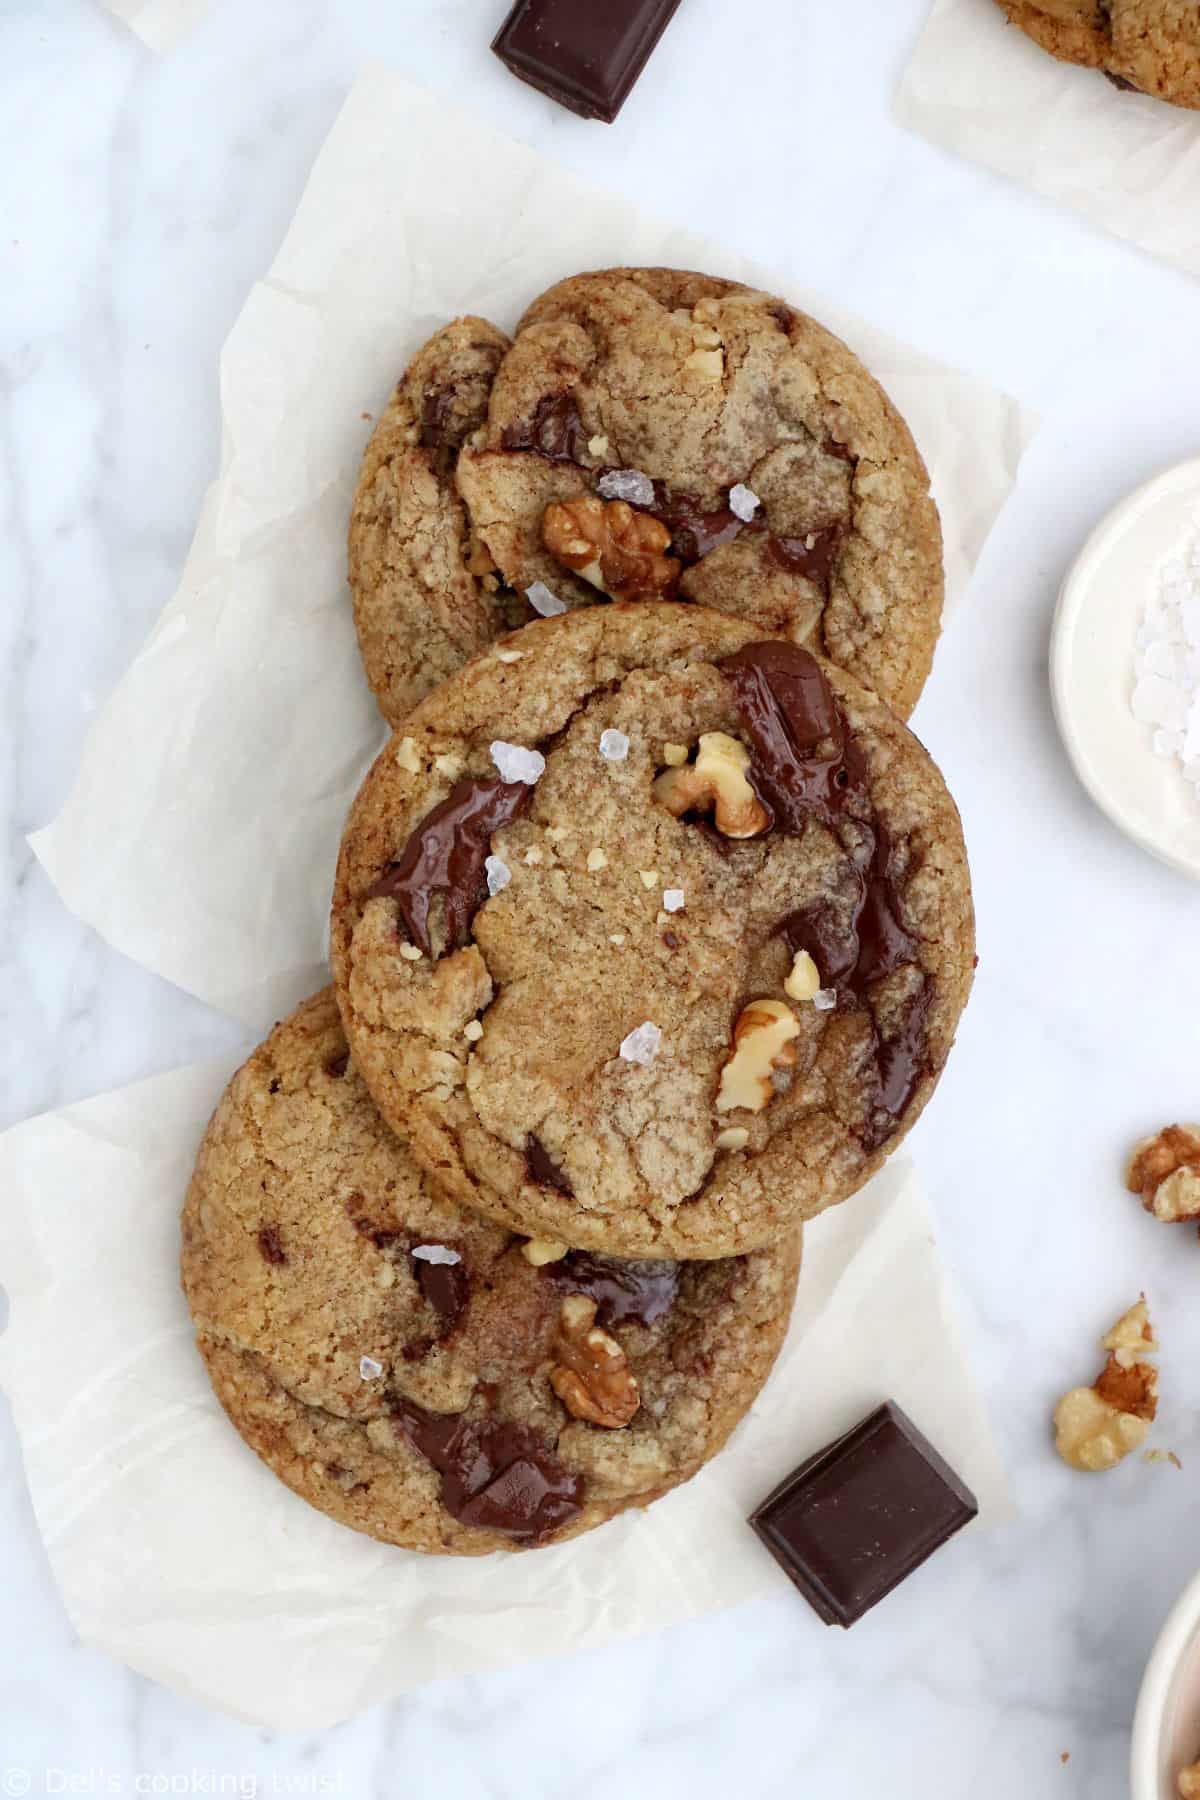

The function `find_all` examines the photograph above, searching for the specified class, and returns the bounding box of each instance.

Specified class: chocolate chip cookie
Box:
[996,0,1200,107]
[330,604,974,1259]
[182,988,800,1553]
[350,268,943,727]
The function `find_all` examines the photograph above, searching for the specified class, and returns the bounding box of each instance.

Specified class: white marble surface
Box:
[5,0,1200,1792]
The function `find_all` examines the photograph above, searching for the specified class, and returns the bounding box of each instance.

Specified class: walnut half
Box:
[1127,1124,1200,1223]
[550,1296,640,1429]
[542,495,680,602]
[1053,1298,1159,1474]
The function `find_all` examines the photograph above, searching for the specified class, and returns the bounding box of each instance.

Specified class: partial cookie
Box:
[351,268,943,725]
[996,0,1200,108]
[182,988,800,1554]
[350,318,526,725]
[331,604,974,1259]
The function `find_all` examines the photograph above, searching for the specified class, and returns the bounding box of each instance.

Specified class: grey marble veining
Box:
[6,0,1200,1793]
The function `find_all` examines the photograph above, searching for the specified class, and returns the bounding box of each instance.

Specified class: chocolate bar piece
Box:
[750,1402,978,1627]
[492,0,685,124]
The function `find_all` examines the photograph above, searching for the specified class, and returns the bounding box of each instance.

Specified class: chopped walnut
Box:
[1054,1298,1159,1474]
[550,1295,639,1429]
[654,731,770,839]
[1127,1124,1200,1223]
[542,494,680,602]
[716,1000,800,1115]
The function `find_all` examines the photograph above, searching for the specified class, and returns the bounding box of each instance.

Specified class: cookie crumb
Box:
[638,869,659,889]
[609,932,626,946]
[587,435,609,459]
[464,1020,484,1042]
[717,1127,749,1151]
[729,483,760,522]
[597,468,655,507]
[485,855,512,896]
[395,736,422,773]
[587,847,608,872]
[662,742,689,766]
[411,1244,462,1266]
[619,1022,662,1067]
[434,753,464,778]
[599,728,630,762]
[495,648,524,664]
[490,741,545,785]
[526,580,567,618]
[399,943,423,962]
[359,1356,383,1381]
[663,888,685,912]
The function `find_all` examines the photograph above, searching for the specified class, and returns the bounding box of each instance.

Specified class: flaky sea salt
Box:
[662,888,685,912]
[813,989,838,1012]
[359,1356,383,1381]
[484,854,511,896]
[526,581,567,617]
[728,483,760,522]
[597,468,655,508]
[619,1021,662,1066]
[1133,515,1200,801]
[599,728,630,761]
[490,741,545,785]
[411,1244,462,1265]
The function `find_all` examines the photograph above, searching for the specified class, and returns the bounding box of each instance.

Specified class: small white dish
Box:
[1131,1567,1200,1800]
[1050,457,1200,882]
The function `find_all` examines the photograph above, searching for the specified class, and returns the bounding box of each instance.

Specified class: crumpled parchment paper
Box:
[897,0,1200,281]
[31,66,1037,1030]
[103,0,208,52]
[0,1053,1011,1729]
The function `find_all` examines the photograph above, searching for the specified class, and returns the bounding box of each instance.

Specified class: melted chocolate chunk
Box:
[394,1401,583,1543]
[722,640,855,832]
[525,1135,574,1196]
[368,776,532,957]
[750,1401,978,1627]
[768,524,844,594]
[419,385,459,459]
[256,1225,287,1266]
[411,1251,470,1334]
[868,986,932,1151]
[722,641,931,1144]
[544,1251,681,1328]
[501,393,591,464]
[650,485,746,562]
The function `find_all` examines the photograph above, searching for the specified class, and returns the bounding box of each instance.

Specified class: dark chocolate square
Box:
[492,0,685,124]
[750,1402,978,1628]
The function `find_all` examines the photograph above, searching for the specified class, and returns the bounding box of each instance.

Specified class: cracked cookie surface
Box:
[995,0,1200,107]
[181,988,800,1553]
[350,267,943,725]
[330,604,975,1258]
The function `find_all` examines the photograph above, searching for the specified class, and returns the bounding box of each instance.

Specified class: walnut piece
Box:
[654,732,770,839]
[784,949,821,1002]
[550,1295,640,1429]
[1179,1762,1200,1798]
[1127,1124,1200,1223]
[522,1238,569,1267]
[1053,1298,1159,1474]
[542,495,680,602]
[716,1000,800,1115]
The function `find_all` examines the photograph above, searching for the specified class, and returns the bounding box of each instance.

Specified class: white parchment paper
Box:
[897,0,1200,280]
[0,1054,1011,1730]
[31,67,1036,1031]
[103,0,208,52]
